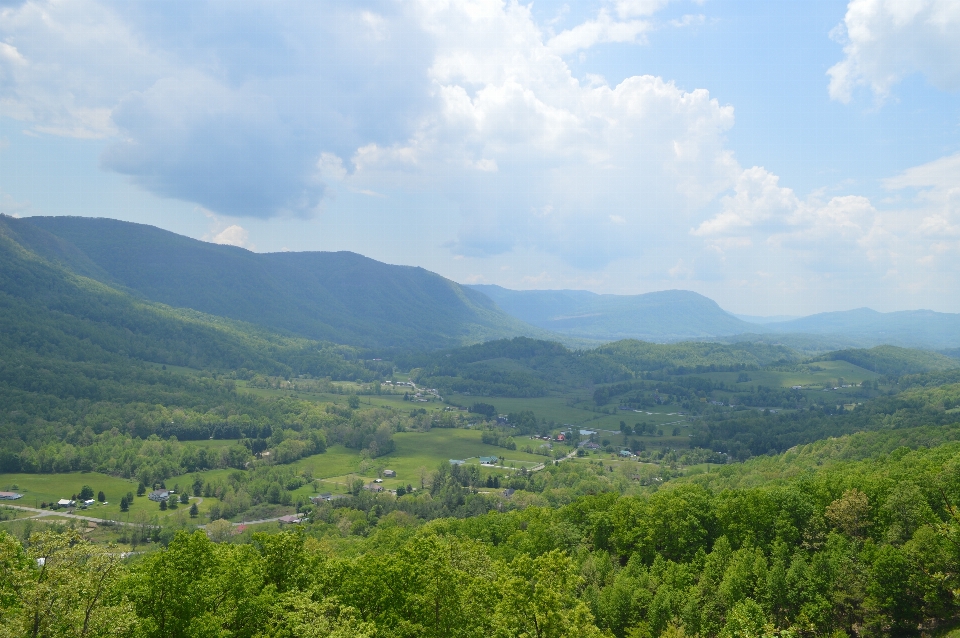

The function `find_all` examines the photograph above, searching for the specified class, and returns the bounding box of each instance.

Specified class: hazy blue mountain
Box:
[762,308,960,349]
[21,216,549,350]
[733,313,800,324]
[468,285,758,342]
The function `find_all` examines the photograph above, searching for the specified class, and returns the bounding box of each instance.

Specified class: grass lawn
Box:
[0,471,224,524]
[692,360,879,390]
[290,429,552,494]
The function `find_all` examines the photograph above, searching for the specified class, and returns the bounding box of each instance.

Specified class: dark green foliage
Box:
[21,215,544,350]
[813,344,959,376]
[469,402,497,418]
[408,337,804,398]
[690,379,960,460]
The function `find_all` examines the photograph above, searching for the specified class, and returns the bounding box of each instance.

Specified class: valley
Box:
[3,215,960,636]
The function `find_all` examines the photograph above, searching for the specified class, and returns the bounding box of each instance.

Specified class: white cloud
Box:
[345,0,740,265]
[828,0,960,102]
[547,11,652,55]
[211,225,253,249]
[0,0,157,138]
[693,167,798,236]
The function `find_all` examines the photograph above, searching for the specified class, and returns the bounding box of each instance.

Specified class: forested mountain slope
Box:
[21,216,548,349]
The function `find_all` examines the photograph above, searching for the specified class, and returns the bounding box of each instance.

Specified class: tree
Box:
[159,500,167,511]
[2,530,135,637]
[493,550,603,638]
[825,488,870,538]
[97,491,106,503]
[79,485,94,501]
[137,483,146,497]
[205,520,234,543]
[179,492,189,505]
[120,496,129,512]
[189,503,199,518]
[348,395,360,409]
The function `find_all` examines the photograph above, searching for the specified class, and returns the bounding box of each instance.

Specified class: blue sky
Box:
[1,0,959,316]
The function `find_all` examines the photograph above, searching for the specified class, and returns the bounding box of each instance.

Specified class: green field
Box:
[0,471,222,523]
[690,360,880,390]
[291,429,550,493]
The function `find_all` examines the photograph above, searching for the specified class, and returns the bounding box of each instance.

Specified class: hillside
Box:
[812,344,960,377]
[404,337,802,398]
[469,285,758,342]
[0,215,398,378]
[764,307,960,348]
[21,216,548,350]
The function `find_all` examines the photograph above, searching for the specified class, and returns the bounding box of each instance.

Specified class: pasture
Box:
[0,471,222,524]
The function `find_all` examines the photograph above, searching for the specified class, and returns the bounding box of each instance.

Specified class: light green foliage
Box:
[0,530,135,638]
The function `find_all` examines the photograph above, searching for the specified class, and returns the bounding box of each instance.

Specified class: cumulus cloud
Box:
[211,224,253,249]
[828,0,960,102]
[344,0,739,267]
[547,11,653,55]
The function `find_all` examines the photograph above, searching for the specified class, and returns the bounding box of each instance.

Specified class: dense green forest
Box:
[5,430,960,636]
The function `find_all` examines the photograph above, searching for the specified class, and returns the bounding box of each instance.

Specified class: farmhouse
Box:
[364,483,384,493]
[148,489,170,502]
[383,469,396,478]
[478,456,498,465]
[0,491,22,500]
[57,499,75,507]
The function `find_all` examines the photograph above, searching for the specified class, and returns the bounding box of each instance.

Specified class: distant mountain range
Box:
[469,285,756,342]
[470,285,960,350]
[8,215,960,352]
[10,216,548,350]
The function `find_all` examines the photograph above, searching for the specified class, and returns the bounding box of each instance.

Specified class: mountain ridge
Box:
[469,284,760,342]
[18,216,552,350]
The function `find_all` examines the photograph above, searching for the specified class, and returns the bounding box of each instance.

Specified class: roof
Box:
[0,492,23,500]
[57,499,74,506]
[478,456,498,464]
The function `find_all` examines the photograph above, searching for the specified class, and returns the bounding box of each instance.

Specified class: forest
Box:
[4,435,960,636]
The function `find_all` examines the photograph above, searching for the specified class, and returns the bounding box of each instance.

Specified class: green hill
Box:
[469,285,758,341]
[405,337,802,397]
[22,216,548,350]
[0,214,389,378]
[812,344,960,377]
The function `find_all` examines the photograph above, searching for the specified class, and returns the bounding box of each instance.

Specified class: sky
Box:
[1,0,959,317]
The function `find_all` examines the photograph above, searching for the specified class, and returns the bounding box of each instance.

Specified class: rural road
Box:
[1,504,141,527]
